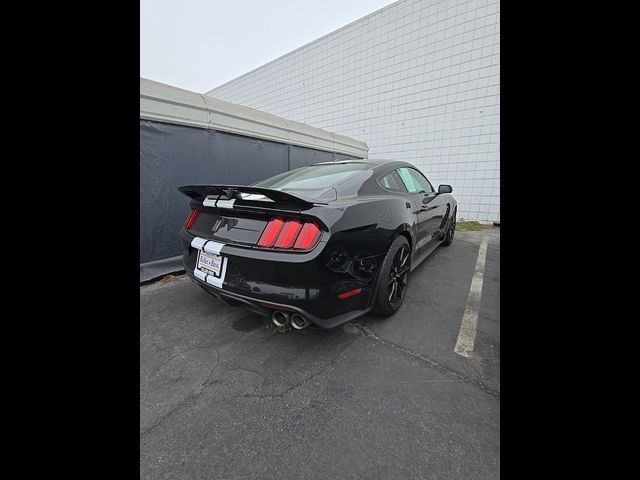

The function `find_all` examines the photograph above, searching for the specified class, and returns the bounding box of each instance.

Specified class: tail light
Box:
[256,218,285,247]
[257,218,321,250]
[274,220,302,248]
[185,208,202,229]
[293,223,321,250]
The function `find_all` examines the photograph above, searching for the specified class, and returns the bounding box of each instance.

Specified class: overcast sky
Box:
[140,0,396,93]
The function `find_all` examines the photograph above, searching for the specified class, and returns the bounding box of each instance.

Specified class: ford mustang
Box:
[179,160,456,329]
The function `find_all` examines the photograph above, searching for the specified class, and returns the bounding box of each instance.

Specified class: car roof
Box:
[310,159,416,170]
[310,160,372,165]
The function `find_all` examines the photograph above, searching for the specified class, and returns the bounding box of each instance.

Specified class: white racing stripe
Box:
[190,236,228,288]
[202,196,235,208]
[216,199,235,209]
[203,241,224,255]
[454,236,489,358]
[191,237,207,250]
[193,268,206,282]
[191,236,224,255]
[203,195,218,207]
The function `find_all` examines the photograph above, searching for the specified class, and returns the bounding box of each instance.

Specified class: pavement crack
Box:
[141,341,220,385]
[242,336,357,399]
[140,345,220,438]
[140,397,191,438]
[350,323,500,399]
[228,366,265,378]
[141,333,275,437]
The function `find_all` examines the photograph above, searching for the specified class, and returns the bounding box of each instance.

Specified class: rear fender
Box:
[316,197,415,286]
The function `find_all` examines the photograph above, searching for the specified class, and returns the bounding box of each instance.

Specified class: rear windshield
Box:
[253,163,369,189]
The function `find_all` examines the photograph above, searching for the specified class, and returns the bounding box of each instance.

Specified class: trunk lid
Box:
[180,184,330,247]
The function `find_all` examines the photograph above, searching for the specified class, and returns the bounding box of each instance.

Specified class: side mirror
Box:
[438,184,453,194]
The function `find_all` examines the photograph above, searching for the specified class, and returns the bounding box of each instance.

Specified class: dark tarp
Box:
[140,119,360,282]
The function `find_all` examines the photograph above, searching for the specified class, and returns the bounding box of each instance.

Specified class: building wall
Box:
[207,0,500,222]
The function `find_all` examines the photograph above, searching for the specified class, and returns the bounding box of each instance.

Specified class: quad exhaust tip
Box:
[290,313,312,330]
[271,311,290,327]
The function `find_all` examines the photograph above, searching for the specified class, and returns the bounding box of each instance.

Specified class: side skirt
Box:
[410,238,444,271]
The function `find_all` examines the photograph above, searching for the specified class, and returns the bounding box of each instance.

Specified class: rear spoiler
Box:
[178,185,326,206]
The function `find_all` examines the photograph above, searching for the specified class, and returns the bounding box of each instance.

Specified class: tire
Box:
[371,235,411,317]
[441,209,456,246]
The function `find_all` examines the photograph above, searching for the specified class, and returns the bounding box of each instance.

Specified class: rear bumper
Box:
[180,228,383,329]
[185,270,369,329]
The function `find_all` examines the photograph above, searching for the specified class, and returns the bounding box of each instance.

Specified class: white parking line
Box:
[454,236,489,358]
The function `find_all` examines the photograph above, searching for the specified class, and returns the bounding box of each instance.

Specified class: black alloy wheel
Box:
[388,244,410,308]
[372,235,411,316]
[442,210,456,246]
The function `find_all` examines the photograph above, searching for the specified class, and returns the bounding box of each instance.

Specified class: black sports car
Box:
[179,160,456,329]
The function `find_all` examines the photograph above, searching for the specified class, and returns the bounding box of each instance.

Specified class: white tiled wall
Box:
[207,0,500,222]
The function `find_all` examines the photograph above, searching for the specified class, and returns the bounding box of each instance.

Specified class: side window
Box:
[397,167,434,193]
[377,170,407,193]
[408,168,434,193]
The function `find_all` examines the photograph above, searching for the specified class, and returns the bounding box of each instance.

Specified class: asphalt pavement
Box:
[140,228,500,479]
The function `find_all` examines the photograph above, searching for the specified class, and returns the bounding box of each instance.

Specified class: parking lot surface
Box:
[140,228,500,479]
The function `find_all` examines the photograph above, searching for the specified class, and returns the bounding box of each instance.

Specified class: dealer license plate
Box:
[197,250,223,277]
